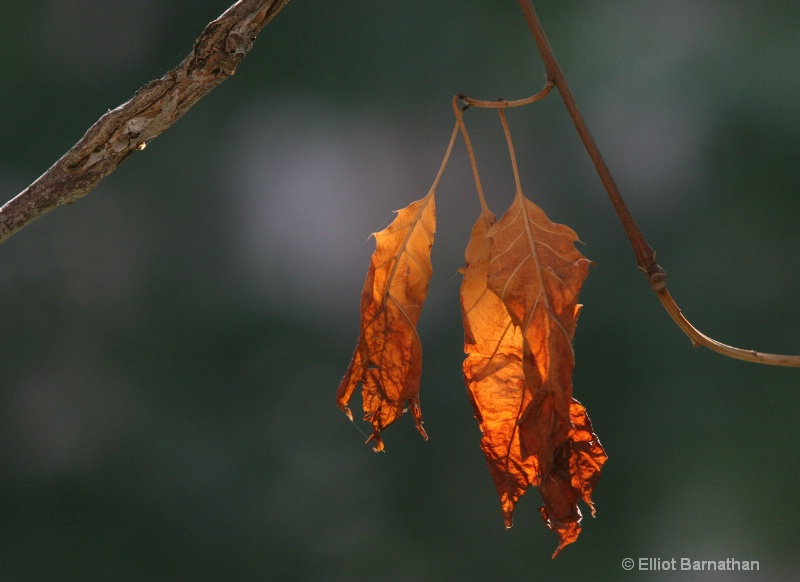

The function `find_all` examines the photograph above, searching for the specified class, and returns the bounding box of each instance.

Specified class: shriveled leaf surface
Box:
[537,398,607,556]
[337,191,435,451]
[462,189,606,557]
[461,208,534,520]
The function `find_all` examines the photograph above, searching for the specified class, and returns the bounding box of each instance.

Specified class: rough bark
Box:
[0,0,289,243]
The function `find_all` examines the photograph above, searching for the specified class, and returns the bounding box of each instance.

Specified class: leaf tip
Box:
[410,400,429,441]
[367,432,385,453]
[501,501,515,529]
[340,405,354,422]
[540,506,581,559]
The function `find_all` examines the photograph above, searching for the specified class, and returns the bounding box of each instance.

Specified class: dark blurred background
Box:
[2,1,799,580]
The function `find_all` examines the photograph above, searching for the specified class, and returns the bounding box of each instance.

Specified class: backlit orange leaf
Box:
[461,207,533,519]
[337,190,435,452]
[461,188,607,557]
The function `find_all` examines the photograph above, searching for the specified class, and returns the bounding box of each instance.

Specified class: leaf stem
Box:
[516,0,800,367]
[453,85,551,220]
[452,97,491,218]
[381,122,458,307]
[496,107,524,198]
[430,122,461,197]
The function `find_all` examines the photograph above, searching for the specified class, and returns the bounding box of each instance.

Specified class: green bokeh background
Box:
[2,1,800,580]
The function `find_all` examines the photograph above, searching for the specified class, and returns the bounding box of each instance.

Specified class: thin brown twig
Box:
[495,108,523,196]
[453,86,552,217]
[516,1,658,280]
[0,0,289,243]
[515,0,800,367]
[451,96,490,216]
[458,82,554,109]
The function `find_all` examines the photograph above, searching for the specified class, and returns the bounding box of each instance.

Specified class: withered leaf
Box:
[462,188,607,557]
[337,190,435,452]
[461,207,534,521]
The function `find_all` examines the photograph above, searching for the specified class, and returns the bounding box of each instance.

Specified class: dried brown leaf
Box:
[461,208,534,522]
[462,189,606,557]
[337,191,435,451]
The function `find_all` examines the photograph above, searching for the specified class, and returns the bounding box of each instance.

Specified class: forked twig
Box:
[455,1,800,366]
[514,0,800,367]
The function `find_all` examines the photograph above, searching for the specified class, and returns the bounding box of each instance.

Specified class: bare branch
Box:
[516,0,800,367]
[0,0,289,243]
